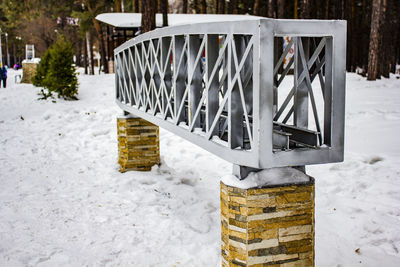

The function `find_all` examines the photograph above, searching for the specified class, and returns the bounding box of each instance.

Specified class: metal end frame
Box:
[114,18,346,170]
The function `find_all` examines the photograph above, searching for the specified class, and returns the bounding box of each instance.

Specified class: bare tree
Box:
[367,0,382,80]
[183,0,188,13]
[133,0,140,12]
[201,0,207,13]
[115,0,122,12]
[86,31,94,75]
[299,0,310,19]
[253,0,261,16]
[84,1,109,73]
[161,0,168,27]
[268,0,275,18]
[193,0,201,13]
[84,35,88,74]
[228,0,238,14]
[277,0,285,18]
[217,0,226,14]
[141,0,156,33]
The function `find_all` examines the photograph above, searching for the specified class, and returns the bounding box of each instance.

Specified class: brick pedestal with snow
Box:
[220,168,315,267]
[117,116,160,172]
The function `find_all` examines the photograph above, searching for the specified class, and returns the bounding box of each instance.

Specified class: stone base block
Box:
[108,60,115,73]
[221,177,315,267]
[21,62,38,84]
[117,116,160,172]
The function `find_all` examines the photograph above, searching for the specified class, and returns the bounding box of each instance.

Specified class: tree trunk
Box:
[299,0,310,19]
[268,0,275,18]
[84,36,88,74]
[253,0,261,15]
[277,0,285,18]
[161,0,168,27]
[86,31,93,75]
[218,0,226,14]
[141,0,156,33]
[12,43,16,67]
[201,0,207,13]
[390,0,400,73]
[367,0,382,80]
[92,19,108,73]
[193,0,201,13]
[90,35,95,75]
[183,0,188,13]
[76,38,82,67]
[378,0,388,78]
[294,0,298,19]
[359,0,370,72]
[158,0,162,12]
[115,0,122,12]
[242,0,250,14]
[228,0,238,14]
[133,0,140,12]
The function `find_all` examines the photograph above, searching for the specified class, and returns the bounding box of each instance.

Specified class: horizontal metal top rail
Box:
[114,18,346,169]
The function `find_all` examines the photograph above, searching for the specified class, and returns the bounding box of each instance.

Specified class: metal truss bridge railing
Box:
[114,18,346,171]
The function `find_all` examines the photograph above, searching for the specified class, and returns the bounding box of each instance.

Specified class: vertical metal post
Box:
[227,34,232,148]
[257,20,275,167]
[324,37,333,146]
[331,24,346,158]
[243,35,254,146]
[114,53,119,100]
[273,37,279,114]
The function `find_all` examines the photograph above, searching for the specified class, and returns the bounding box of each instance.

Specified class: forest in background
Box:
[0,0,398,80]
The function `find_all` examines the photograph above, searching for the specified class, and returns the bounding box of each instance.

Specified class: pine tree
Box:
[43,36,79,100]
[32,48,51,88]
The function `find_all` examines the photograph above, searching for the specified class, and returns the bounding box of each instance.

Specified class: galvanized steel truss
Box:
[114,19,346,169]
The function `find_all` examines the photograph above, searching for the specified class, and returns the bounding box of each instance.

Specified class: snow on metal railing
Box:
[114,18,346,170]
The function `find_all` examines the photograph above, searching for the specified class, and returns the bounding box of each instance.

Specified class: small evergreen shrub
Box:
[34,36,78,100]
[32,48,51,88]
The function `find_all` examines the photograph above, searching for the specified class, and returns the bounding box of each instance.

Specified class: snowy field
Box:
[0,69,399,266]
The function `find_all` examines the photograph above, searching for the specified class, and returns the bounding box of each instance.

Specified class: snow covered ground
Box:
[0,69,399,266]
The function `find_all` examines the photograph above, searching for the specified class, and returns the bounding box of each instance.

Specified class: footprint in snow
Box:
[364,156,384,165]
[140,179,157,185]
[179,178,197,186]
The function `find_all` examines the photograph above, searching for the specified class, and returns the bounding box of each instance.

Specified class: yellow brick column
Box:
[21,62,38,84]
[117,115,160,172]
[221,174,314,267]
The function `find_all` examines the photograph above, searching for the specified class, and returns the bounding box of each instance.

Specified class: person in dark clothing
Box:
[1,65,7,88]
[0,66,3,88]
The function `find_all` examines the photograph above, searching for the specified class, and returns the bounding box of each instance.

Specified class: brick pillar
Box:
[221,176,315,267]
[108,60,115,73]
[21,62,38,84]
[117,115,160,172]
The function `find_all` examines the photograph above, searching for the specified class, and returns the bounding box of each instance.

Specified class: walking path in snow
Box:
[0,70,399,266]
